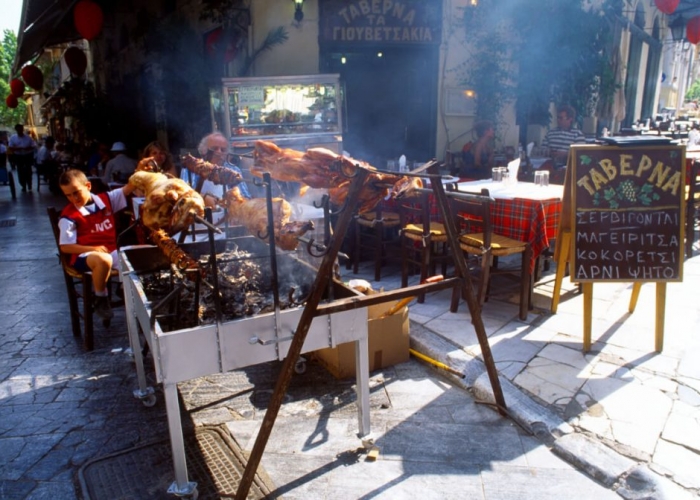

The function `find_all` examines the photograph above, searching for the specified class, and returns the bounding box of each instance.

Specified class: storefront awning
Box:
[12,0,82,75]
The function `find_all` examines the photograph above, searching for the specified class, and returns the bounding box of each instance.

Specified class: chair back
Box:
[47,207,75,272]
[449,188,492,249]
[396,190,432,236]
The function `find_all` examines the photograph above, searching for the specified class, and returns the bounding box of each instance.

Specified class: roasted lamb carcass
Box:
[251,140,422,213]
[219,187,314,251]
[181,154,244,186]
[127,171,205,234]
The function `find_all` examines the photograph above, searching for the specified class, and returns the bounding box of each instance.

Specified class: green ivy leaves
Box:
[591,180,661,209]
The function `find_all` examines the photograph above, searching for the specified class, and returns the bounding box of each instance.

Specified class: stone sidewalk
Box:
[0,184,697,499]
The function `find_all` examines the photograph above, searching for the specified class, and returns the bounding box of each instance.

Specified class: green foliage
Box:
[685,80,700,102]
[459,1,515,125]
[0,29,26,127]
[238,26,289,77]
[458,0,620,128]
[517,0,621,126]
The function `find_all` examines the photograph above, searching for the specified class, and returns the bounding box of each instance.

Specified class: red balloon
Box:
[10,78,25,97]
[64,47,88,76]
[6,94,18,109]
[21,65,44,91]
[654,0,680,15]
[688,16,700,44]
[73,0,104,41]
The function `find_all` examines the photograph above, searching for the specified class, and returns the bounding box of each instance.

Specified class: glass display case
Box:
[214,74,343,155]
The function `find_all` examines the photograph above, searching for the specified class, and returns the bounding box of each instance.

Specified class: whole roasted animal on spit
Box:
[180,152,315,251]
[219,186,314,251]
[127,171,205,234]
[180,154,244,185]
[251,140,423,213]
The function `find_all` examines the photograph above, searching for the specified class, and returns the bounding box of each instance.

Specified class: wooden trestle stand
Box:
[235,162,507,499]
[550,142,685,353]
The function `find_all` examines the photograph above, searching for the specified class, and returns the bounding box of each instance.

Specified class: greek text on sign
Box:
[238,86,264,107]
[571,145,684,282]
[321,0,441,44]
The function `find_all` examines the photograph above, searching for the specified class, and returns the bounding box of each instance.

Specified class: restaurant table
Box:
[454,180,564,273]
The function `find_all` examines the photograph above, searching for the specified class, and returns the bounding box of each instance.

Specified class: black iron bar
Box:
[203,208,223,324]
[193,213,223,234]
[262,173,282,314]
[235,166,371,500]
[428,165,507,415]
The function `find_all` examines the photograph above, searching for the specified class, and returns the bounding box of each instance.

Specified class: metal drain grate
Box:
[79,425,276,499]
[0,218,17,227]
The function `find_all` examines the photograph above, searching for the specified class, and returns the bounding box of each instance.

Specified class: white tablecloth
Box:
[456,180,564,201]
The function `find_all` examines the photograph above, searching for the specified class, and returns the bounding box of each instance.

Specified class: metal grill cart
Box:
[122,166,506,499]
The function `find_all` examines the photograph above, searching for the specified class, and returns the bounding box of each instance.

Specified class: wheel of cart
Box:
[294,356,307,374]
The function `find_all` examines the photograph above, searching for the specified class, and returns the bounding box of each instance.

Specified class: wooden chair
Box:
[47,207,122,351]
[397,191,451,303]
[449,189,532,321]
[686,160,700,258]
[349,204,401,281]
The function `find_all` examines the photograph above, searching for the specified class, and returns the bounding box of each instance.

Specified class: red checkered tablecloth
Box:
[438,197,560,272]
[491,197,561,272]
[393,193,562,273]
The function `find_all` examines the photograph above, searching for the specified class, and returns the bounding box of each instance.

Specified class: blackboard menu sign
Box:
[570,144,684,283]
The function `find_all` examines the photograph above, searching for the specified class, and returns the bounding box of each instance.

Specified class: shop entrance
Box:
[322,47,438,168]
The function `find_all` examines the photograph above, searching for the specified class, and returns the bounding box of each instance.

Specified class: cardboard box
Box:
[312,301,410,379]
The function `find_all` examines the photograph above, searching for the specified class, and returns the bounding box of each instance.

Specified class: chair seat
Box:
[403,222,448,242]
[357,211,401,227]
[459,232,527,256]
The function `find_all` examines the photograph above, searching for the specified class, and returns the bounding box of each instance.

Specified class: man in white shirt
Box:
[8,124,36,192]
[102,142,137,185]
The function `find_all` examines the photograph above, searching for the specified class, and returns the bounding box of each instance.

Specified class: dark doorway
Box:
[322,47,438,168]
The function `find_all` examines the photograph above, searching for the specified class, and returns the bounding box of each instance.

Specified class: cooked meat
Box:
[219,188,314,251]
[181,154,243,185]
[150,229,201,275]
[127,171,205,234]
[252,140,422,212]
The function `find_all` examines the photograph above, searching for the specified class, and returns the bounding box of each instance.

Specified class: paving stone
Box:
[578,377,672,455]
[481,464,620,499]
[661,400,700,453]
[552,433,635,487]
[512,356,586,405]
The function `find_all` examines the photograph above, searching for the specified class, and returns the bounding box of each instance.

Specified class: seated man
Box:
[542,104,586,166]
[196,132,251,207]
[58,169,136,320]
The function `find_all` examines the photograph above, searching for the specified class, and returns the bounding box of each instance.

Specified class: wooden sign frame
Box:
[551,143,686,352]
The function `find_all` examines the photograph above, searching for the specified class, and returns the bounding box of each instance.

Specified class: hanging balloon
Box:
[6,94,18,109]
[654,0,680,15]
[688,16,700,44]
[10,78,25,97]
[73,0,104,41]
[21,65,44,91]
[64,47,88,76]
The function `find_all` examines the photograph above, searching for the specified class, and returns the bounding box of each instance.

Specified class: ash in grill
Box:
[142,247,313,331]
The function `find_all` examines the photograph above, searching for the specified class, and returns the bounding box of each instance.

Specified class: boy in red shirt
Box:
[58,169,135,320]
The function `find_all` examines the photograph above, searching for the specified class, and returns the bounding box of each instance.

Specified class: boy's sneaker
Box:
[94,296,114,321]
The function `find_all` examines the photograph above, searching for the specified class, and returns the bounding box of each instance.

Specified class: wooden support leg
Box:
[551,231,571,314]
[582,282,593,353]
[629,282,642,313]
[655,283,666,353]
